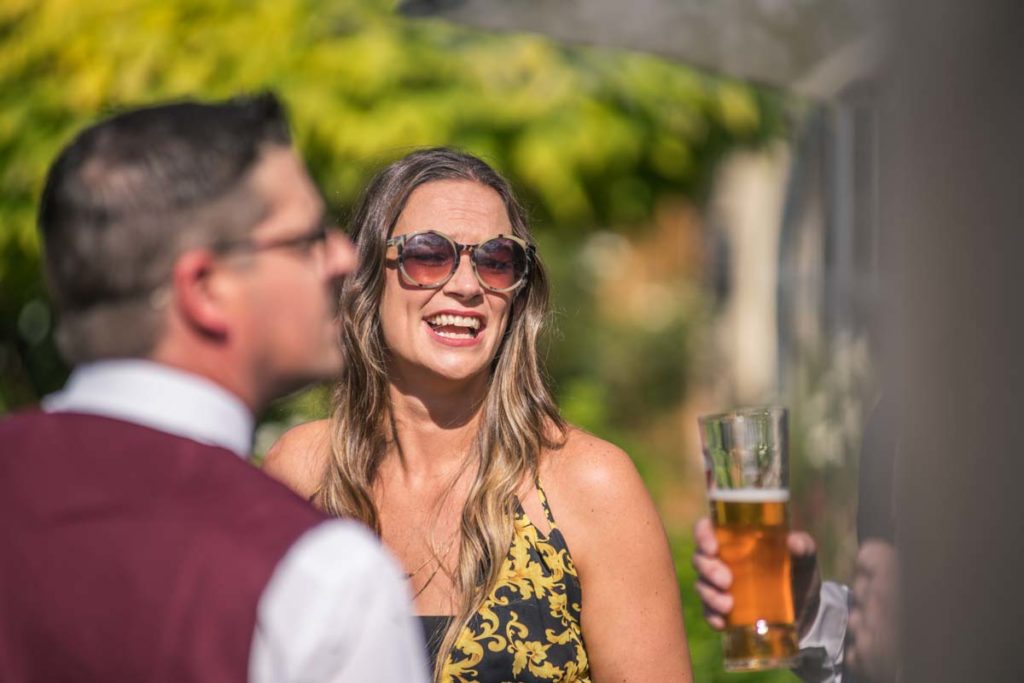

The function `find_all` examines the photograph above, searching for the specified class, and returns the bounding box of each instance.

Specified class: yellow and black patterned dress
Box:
[420,484,591,683]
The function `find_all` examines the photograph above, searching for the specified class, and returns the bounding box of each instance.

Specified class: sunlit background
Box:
[0,1,881,680]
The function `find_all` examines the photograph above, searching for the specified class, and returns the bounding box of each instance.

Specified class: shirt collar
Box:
[42,359,254,458]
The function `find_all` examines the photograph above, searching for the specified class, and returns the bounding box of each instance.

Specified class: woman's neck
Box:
[386,376,487,483]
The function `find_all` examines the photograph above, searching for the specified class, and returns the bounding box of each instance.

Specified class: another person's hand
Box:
[846,539,900,683]
[692,517,822,637]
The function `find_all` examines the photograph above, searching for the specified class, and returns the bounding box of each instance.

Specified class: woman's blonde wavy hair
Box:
[317,147,566,679]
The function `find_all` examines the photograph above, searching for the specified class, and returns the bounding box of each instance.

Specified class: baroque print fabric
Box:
[441,486,590,682]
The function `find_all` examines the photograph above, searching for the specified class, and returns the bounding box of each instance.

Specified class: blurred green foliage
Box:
[0,0,795,678]
[0,0,784,407]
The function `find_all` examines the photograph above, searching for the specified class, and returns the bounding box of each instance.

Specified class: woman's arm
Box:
[542,428,693,682]
[262,419,331,502]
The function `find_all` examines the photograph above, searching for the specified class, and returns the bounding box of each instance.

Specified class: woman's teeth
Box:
[425,313,481,339]
[426,314,480,329]
[435,328,475,339]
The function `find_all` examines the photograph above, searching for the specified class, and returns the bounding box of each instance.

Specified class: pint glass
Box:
[698,407,798,672]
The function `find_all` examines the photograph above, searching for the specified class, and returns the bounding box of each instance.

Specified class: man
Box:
[693,396,900,683]
[0,94,429,682]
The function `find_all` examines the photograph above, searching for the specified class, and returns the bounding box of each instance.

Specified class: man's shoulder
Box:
[1,406,53,432]
[1,409,325,526]
[2,409,191,445]
[0,409,159,458]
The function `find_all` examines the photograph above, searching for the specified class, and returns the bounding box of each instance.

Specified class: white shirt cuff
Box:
[793,580,848,683]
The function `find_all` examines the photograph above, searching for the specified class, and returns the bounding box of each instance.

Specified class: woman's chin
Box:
[415,355,496,388]
[431,364,490,386]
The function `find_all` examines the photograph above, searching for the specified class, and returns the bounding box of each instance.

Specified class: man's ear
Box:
[170,249,231,339]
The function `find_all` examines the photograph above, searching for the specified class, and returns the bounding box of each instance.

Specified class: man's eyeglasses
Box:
[214,223,333,258]
[386,230,533,293]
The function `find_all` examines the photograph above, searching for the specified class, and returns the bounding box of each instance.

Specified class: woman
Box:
[264,148,692,682]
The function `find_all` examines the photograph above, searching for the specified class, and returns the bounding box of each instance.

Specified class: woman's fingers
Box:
[694,579,733,630]
[787,530,817,558]
[692,551,732,591]
[693,517,718,555]
[692,516,734,631]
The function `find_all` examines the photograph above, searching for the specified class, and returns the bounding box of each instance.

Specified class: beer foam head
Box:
[709,488,790,503]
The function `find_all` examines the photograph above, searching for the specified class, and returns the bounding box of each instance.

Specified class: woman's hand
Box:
[691,517,822,638]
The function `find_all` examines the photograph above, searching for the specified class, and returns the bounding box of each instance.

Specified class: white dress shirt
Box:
[794,581,849,683]
[45,360,429,683]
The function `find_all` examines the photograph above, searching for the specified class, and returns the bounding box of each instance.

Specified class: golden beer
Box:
[710,489,798,671]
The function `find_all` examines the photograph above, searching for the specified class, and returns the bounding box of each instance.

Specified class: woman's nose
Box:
[443,251,483,297]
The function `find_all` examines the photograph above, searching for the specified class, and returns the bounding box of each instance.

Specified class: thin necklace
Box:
[406,535,457,599]
[410,561,446,600]
[404,551,442,580]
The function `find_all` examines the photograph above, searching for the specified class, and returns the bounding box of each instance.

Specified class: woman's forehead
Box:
[392,179,511,240]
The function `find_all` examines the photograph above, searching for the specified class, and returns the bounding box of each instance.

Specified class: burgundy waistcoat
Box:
[0,411,326,682]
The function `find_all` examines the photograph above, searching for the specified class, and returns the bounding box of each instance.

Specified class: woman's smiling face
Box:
[380,179,516,388]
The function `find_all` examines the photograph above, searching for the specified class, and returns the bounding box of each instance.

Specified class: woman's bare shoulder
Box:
[539,425,656,533]
[541,425,671,579]
[543,425,643,498]
[262,419,332,499]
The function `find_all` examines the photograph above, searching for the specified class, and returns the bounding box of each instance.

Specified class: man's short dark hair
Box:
[39,92,293,362]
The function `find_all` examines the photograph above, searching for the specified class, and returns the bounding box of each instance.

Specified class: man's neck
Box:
[43,359,255,457]
[150,341,264,414]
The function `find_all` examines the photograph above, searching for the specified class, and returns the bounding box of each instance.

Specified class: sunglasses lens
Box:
[400,232,456,286]
[474,237,528,291]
